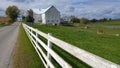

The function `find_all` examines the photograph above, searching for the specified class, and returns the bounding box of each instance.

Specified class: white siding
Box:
[42,14,46,24]
[33,14,42,23]
[33,6,60,25]
[45,6,60,24]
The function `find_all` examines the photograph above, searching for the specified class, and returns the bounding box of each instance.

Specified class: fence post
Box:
[36,29,38,47]
[47,33,52,68]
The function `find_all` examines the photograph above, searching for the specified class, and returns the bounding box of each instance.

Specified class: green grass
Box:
[28,20,120,66]
[0,22,13,27]
[13,25,45,68]
[74,21,120,35]
[75,20,120,28]
[51,44,91,68]
[36,28,91,68]
[102,20,120,26]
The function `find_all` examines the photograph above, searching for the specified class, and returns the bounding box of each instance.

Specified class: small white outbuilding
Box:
[32,5,60,25]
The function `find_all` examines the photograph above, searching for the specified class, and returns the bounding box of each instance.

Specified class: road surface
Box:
[0,22,20,68]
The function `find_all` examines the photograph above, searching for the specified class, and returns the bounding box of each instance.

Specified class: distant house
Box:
[61,16,72,23]
[32,5,60,25]
[0,17,11,22]
[60,16,73,25]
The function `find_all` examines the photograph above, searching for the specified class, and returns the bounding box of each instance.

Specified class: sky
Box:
[0,0,120,19]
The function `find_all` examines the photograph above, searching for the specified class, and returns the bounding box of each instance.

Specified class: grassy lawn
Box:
[13,25,45,68]
[28,20,120,66]
[0,22,13,27]
[102,20,120,26]
[74,21,120,35]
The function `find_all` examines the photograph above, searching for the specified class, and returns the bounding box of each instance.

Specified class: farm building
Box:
[31,5,60,25]
[61,16,73,23]
[0,17,11,22]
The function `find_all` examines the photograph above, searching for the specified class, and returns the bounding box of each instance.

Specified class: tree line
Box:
[5,5,112,24]
[70,16,112,24]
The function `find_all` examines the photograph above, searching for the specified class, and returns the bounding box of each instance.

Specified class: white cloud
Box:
[0,0,120,19]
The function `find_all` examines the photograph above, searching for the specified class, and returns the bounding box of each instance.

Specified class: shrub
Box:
[80,17,88,24]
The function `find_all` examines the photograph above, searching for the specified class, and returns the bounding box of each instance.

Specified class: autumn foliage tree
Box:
[80,17,88,24]
[70,17,80,23]
[6,5,20,22]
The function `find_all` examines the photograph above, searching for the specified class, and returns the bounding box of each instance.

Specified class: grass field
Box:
[28,20,120,66]
[13,25,45,68]
[74,20,120,35]
[0,22,13,27]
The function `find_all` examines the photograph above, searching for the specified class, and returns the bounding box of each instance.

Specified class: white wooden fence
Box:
[22,23,120,68]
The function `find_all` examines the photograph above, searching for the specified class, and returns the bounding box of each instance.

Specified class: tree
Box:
[90,18,97,23]
[70,17,80,23]
[26,15,34,23]
[27,9,33,17]
[80,17,88,24]
[26,9,34,23]
[99,18,107,22]
[6,5,20,22]
[109,18,112,21]
[22,16,26,22]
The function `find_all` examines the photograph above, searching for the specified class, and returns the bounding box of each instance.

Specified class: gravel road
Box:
[0,22,20,68]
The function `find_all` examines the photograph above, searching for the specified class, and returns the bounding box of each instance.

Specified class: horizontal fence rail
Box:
[22,23,120,68]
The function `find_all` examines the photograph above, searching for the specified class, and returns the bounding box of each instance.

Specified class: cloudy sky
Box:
[0,0,120,19]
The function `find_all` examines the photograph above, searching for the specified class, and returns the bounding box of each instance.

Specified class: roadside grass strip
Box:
[13,25,45,68]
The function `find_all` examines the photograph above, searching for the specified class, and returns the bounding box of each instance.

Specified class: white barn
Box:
[32,5,60,25]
